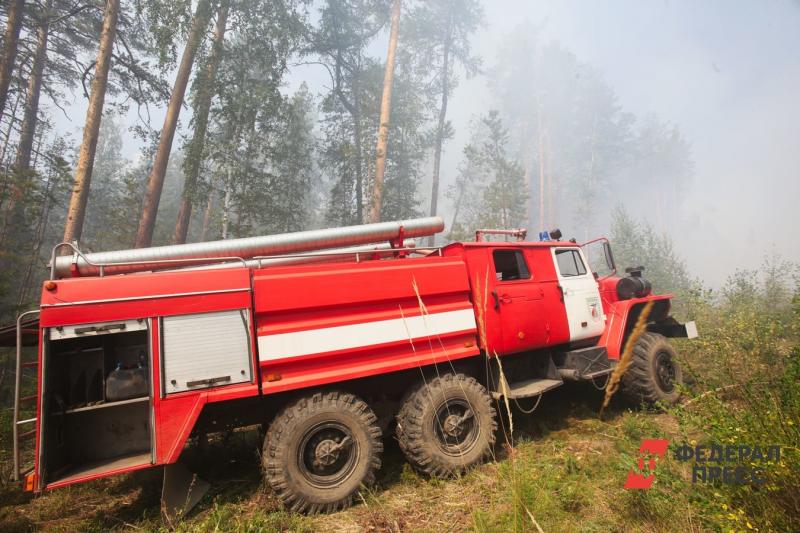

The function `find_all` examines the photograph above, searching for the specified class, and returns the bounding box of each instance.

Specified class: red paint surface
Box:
[444,244,571,354]
[254,256,480,391]
[598,294,672,359]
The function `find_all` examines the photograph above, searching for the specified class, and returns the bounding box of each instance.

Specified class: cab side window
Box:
[555,249,587,277]
[493,250,530,281]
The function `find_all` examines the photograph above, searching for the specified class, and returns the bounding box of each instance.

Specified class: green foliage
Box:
[315,0,437,225]
[667,264,800,532]
[448,111,526,239]
[609,205,693,296]
[197,0,310,238]
[166,504,315,533]
[0,132,73,319]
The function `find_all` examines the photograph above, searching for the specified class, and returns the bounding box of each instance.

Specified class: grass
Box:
[0,386,695,532]
[0,367,796,532]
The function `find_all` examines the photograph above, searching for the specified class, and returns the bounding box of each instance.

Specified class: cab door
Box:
[490,249,549,354]
[552,247,604,342]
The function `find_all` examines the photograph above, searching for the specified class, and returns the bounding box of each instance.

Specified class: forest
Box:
[0,0,693,322]
[0,1,797,532]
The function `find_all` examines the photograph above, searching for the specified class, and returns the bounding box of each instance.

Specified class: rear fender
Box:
[599,295,673,360]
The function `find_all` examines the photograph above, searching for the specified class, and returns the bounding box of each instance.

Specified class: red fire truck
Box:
[9,217,696,514]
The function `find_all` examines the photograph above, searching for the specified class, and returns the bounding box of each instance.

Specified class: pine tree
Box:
[199,0,308,238]
[135,0,214,248]
[0,0,24,119]
[450,111,526,239]
[403,0,482,226]
[63,0,120,244]
[310,0,393,224]
[369,0,401,223]
[172,0,229,244]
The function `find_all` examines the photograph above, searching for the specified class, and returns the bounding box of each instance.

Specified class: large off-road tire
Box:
[396,373,497,477]
[263,391,383,513]
[621,332,683,405]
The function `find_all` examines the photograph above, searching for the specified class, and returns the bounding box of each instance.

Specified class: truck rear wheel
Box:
[621,332,683,405]
[396,373,497,477]
[263,391,383,513]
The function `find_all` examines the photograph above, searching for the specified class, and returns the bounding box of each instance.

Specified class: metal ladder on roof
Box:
[12,310,40,483]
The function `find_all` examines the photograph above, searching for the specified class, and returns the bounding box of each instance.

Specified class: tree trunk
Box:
[353,94,364,223]
[536,101,545,231]
[0,89,21,169]
[172,0,228,244]
[449,180,465,238]
[200,183,214,241]
[63,0,119,244]
[221,168,231,239]
[428,12,452,244]
[546,122,553,228]
[14,0,51,173]
[0,0,24,120]
[134,0,212,248]
[523,148,532,229]
[332,48,364,223]
[368,0,401,223]
[0,89,21,232]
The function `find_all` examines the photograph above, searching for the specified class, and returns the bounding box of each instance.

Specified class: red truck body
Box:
[11,227,694,512]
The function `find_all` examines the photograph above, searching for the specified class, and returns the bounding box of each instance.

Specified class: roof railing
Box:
[474,228,527,242]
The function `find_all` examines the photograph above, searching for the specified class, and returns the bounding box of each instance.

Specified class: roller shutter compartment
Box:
[162,310,252,394]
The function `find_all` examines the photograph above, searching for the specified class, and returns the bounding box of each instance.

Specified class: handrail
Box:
[475,228,527,242]
[49,242,248,280]
[13,309,40,482]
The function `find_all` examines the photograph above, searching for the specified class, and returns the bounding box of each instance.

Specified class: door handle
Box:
[556,284,564,303]
[186,375,231,389]
[500,294,512,304]
[491,290,500,310]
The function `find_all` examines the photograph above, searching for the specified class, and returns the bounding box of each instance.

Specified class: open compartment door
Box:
[40,319,155,488]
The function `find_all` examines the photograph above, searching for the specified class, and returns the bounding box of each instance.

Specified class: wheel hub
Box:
[655,352,676,392]
[443,414,466,437]
[434,400,478,456]
[299,422,358,488]
[314,439,341,466]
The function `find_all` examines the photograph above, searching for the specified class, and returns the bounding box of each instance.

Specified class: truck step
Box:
[491,378,563,400]
[556,346,612,380]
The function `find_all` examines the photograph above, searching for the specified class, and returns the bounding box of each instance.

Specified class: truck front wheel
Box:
[396,373,497,477]
[621,332,683,405]
[263,391,383,513]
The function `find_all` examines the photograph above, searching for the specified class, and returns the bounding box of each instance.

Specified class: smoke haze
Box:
[442,0,800,285]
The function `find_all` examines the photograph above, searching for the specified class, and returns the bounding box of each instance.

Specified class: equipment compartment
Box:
[42,322,152,485]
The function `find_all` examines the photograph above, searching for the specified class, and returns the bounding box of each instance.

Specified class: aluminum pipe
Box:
[170,241,416,272]
[52,217,443,278]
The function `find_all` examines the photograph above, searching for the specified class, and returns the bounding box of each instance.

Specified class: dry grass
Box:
[0,384,700,532]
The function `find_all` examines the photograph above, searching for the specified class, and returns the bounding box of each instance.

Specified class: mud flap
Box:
[161,462,209,523]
